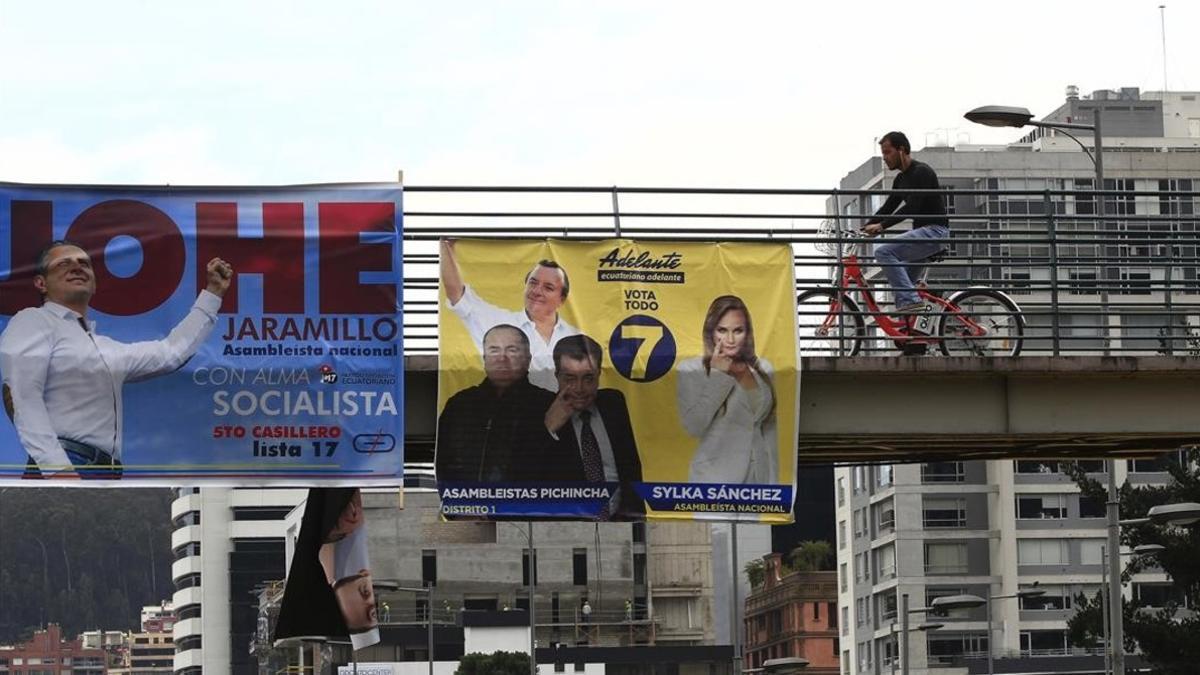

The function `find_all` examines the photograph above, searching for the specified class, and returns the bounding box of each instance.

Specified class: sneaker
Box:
[895,301,928,314]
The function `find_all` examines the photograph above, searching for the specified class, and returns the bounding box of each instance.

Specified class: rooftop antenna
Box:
[1159,5,1168,92]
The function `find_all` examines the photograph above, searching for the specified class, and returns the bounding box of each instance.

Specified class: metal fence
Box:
[399,185,1200,356]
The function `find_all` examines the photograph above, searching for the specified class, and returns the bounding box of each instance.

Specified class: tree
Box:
[788,540,834,572]
[744,560,765,589]
[1065,448,1200,675]
[455,651,530,675]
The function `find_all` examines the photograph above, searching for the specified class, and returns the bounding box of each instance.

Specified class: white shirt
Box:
[0,291,221,473]
[446,285,579,391]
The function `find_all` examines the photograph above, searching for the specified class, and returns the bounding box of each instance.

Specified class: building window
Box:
[837,476,846,506]
[572,548,587,586]
[814,601,821,621]
[1020,585,1072,611]
[1016,494,1067,519]
[875,501,895,534]
[174,573,201,590]
[923,498,967,528]
[1130,451,1184,473]
[829,602,838,628]
[878,591,897,621]
[1079,494,1106,518]
[853,466,865,493]
[921,461,965,483]
[839,563,848,592]
[876,464,893,487]
[924,542,969,574]
[632,522,645,543]
[841,608,849,636]
[422,550,437,587]
[1017,539,1068,565]
[1134,583,1188,608]
[1020,630,1067,656]
[928,633,988,663]
[838,521,847,549]
[875,544,896,580]
[1014,460,1061,474]
[1079,539,1106,565]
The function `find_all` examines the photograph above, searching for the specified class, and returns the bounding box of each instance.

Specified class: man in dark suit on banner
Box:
[543,334,645,520]
[436,323,556,483]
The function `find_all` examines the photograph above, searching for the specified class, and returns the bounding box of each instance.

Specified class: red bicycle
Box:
[800,220,1025,356]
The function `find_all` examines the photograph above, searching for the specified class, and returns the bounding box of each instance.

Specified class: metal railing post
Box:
[611,186,622,238]
[1045,190,1062,355]
[833,191,847,356]
[1163,215,1175,355]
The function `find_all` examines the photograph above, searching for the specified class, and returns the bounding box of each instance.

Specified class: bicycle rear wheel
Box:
[937,289,1024,357]
[798,289,865,356]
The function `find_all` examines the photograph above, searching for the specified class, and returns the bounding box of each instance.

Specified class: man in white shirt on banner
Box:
[440,239,578,391]
[0,240,233,479]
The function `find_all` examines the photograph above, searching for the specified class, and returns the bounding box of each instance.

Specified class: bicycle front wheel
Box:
[798,289,865,356]
[937,289,1024,357]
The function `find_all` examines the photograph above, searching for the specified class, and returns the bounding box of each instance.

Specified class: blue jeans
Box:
[875,225,949,307]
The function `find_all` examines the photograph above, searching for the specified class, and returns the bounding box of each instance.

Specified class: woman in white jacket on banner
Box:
[677,295,777,484]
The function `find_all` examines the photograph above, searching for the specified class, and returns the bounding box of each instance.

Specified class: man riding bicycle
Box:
[864,132,949,307]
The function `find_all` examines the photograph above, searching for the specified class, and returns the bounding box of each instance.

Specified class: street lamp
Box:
[763,656,810,674]
[1099,544,1164,675]
[504,522,538,675]
[381,582,435,675]
[888,621,941,675]
[1145,502,1200,526]
[900,593,986,675]
[965,103,1108,356]
[985,585,1045,675]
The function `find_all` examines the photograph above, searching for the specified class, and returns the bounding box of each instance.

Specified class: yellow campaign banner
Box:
[436,238,799,523]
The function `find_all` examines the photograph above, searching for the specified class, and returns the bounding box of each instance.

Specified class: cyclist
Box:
[863,131,949,354]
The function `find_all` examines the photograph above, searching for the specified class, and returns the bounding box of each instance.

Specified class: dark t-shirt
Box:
[871,159,948,230]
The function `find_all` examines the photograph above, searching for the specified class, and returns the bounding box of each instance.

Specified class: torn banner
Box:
[274,487,380,650]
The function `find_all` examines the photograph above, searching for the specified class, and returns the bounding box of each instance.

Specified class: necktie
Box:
[77,317,90,334]
[578,411,613,521]
[578,411,605,483]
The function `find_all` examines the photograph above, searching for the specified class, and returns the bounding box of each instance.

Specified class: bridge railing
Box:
[399,185,1200,356]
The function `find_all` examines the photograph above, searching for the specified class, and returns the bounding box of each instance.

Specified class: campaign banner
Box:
[436,238,799,523]
[275,488,381,650]
[0,183,403,484]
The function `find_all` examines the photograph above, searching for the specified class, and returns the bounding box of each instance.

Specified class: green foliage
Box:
[788,540,834,572]
[455,651,531,675]
[0,488,175,643]
[1065,448,1200,675]
[744,559,765,589]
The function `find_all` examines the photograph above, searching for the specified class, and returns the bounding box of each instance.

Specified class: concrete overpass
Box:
[402,355,1200,465]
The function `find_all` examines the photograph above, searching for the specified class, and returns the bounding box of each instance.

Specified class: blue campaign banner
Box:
[0,183,403,485]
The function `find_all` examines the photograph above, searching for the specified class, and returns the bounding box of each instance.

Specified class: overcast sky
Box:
[1,0,1195,190]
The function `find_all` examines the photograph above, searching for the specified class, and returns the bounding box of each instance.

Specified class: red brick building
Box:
[1,624,107,674]
[744,554,839,674]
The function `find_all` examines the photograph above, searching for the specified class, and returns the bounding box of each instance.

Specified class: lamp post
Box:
[390,584,435,675]
[889,621,942,675]
[504,522,539,675]
[985,585,1045,675]
[966,104,1117,669]
[964,104,1108,355]
[1098,544,1166,675]
[900,593,985,675]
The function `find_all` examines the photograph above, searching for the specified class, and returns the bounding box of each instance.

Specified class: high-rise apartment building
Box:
[170,487,304,675]
[831,87,1200,675]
